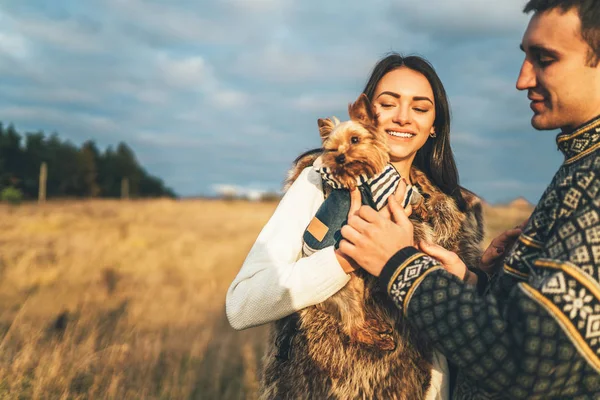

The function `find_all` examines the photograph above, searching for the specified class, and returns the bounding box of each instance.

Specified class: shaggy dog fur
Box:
[260,97,485,400]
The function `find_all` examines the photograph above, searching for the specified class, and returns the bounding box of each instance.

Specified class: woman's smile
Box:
[386,130,417,139]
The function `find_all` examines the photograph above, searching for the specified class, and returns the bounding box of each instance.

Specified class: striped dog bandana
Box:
[313,156,419,210]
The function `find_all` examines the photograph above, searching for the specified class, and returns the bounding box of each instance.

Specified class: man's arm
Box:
[379,202,600,398]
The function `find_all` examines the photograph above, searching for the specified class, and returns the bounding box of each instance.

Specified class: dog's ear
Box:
[317,118,336,141]
[348,93,377,127]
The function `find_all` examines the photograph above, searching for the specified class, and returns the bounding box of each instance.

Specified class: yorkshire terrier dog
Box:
[302,93,426,351]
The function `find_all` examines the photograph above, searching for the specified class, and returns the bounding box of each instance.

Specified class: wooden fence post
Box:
[121,177,129,200]
[39,162,47,203]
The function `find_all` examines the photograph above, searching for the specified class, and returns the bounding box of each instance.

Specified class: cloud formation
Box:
[0,0,562,203]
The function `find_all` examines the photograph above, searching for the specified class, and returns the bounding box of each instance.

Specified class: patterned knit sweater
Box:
[379,115,600,399]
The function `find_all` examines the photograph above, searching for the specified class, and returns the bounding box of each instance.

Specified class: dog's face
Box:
[318,94,390,190]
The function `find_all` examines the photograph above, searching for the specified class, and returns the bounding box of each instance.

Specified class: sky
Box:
[0,0,566,204]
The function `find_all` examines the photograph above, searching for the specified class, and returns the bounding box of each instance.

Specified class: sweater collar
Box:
[556,114,600,165]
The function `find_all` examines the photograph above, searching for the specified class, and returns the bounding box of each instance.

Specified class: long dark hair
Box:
[294,53,468,211]
[362,53,467,211]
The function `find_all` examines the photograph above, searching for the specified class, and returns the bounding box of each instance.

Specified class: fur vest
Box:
[259,155,485,400]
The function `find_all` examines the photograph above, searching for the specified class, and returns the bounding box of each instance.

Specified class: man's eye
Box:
[535,54,554,67]
[351,136,359,144]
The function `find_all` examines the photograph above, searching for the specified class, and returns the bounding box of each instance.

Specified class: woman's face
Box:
[372,67,436,164]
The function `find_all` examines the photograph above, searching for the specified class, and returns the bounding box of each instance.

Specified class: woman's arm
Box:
[226,167,351,330]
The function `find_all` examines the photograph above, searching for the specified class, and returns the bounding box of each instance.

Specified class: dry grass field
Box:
[0,198,533,399]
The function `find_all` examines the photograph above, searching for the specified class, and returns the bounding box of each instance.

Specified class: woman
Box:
[227,54,506,399]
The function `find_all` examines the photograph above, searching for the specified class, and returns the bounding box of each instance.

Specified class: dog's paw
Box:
[374,332,396,351]
[350,324,396,352]
[365,317,393,335]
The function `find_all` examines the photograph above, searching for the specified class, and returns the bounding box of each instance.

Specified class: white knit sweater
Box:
[225,166,449,400]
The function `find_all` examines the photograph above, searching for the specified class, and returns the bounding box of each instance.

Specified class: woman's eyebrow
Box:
[413,96,433,104]
[376,91,399,99]
[376,91,433,104]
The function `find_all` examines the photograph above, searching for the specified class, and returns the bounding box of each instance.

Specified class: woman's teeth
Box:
[387,130,415,138]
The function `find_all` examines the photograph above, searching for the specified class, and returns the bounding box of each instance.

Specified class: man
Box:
[339,1,600,398]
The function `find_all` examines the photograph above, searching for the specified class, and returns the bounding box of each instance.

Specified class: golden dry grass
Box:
[0,198,532,399]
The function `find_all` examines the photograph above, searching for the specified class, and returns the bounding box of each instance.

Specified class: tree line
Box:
[0,122,176,200]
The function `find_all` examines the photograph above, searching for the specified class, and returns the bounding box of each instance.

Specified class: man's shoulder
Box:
[564,151,600,200]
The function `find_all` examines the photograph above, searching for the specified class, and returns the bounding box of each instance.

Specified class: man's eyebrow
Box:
[520,43,560,57]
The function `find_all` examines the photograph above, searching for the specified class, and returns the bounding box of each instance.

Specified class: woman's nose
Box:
[392,107,410,124]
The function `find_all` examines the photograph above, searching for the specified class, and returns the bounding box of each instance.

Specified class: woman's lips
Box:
[386,130,416,139]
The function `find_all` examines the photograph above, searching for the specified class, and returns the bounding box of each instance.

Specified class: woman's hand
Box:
[338,181,415,277]
[335,249,360,273]
[480,220,527,274]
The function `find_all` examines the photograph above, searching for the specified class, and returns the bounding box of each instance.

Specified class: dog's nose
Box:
[335,154,346,164]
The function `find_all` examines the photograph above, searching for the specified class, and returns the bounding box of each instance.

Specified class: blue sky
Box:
[0,0,565,203]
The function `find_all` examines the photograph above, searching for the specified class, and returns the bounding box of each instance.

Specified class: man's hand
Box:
[338,181,415,277]
[480,220,527,274]
[378,181,413,221]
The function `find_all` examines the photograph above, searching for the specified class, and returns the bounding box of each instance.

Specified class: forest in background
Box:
[0,122,176,200]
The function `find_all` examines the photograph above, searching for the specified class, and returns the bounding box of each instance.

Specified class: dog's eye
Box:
[351,136,359,144]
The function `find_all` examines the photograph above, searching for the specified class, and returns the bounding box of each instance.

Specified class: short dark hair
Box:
[362,53,467,211]
[524,0,600,66]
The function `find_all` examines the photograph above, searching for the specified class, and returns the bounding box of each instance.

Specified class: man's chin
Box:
[531,115,560,131]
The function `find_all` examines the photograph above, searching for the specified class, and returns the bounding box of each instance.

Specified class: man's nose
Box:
[516,59,536,91]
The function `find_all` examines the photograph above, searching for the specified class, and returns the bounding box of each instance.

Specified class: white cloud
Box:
[291,93,355,113]
[157,55,209,89]
[232,44,324,83]
[0,105,121,143]
[101,0,273,45]
[214,90,249,108]
[390,0,529,38]
[211,183,281,199]
[14,16,106,53]
[136,132,209,148]
[0,32,30,60]
[0,1,558,203]
[3,85,99,106]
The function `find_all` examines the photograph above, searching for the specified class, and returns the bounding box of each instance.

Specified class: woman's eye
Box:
[351,136,359,144]
[380,103,393,108]
[414,108,428,113]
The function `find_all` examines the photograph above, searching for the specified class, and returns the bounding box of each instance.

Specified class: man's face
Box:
[517,8,600,132]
